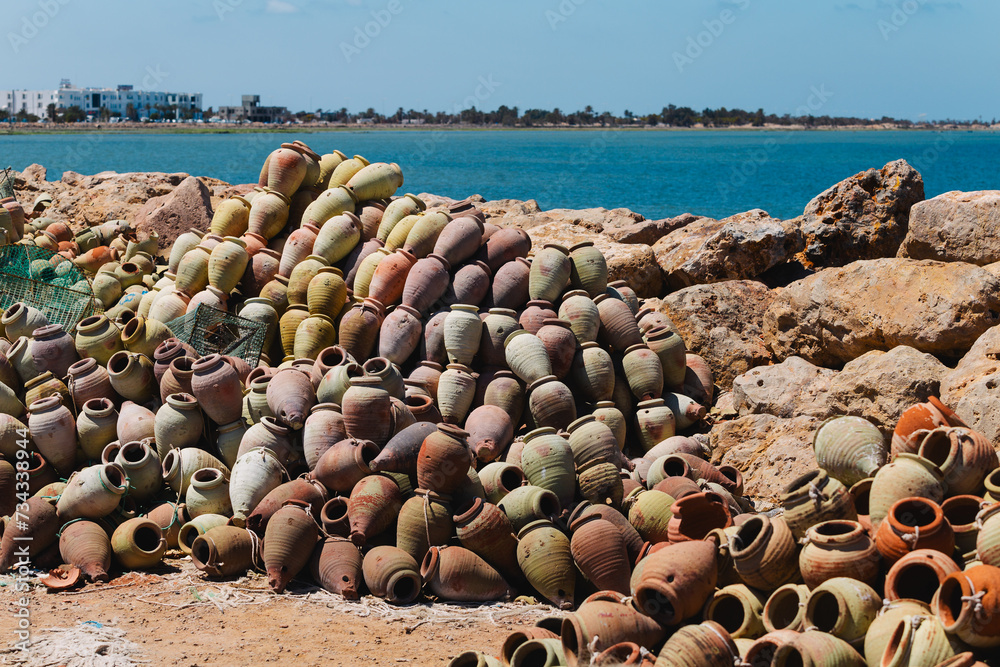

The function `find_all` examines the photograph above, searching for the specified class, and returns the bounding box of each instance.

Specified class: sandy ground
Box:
[0,555,557,667]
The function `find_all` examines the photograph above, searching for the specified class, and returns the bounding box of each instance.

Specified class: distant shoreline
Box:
[1,121,996,136]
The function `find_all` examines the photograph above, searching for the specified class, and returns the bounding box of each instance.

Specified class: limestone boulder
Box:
[652,209,804,290]
[732,357,837,420]
[942,325,1000,442]
[797,159,924,267]
[605,213,703,245]
[710,414,820,503]
[133,176,214,252]
[826,346,949,436]
[654,280,776,388]
[899,190,1000,265]
[763,258,1000,366]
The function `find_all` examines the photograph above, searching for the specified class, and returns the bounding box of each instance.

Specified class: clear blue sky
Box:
[5,0,996,121]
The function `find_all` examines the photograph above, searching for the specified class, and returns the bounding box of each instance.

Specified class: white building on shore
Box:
[3,80,202,119]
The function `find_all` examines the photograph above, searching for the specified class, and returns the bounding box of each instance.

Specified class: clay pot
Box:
[111,517,166,569]
[478,227,531,274]
[519,299,557,335]
[185,467,232,517]
[228,447,286,527]
[492,256,531,310]
[875,497,955,564]
[434,216,483,266]
[348,162,403,201]
[369,421,438,477]
[114,440,163,502]
[341,375,392,446]
[771,630,867,667]
[666,491,732,543]
[799,520,879,589]
[27,395,77,477]
[159,355,196,403]
[509,639,565,667]
[59,520,112,582]
[869,453,946,530]
[63,358,111,412]
[465,405,514,463]
[443,261,492,308]
[242,247,282,297]
[267,147,308,196]
[482,370,524,427]
[287,254,329,305]
[278,222,320,278]
[55,463,127,522]
[363,545,422,605]
[519,427,575,508]
[813,415,888,488]
[348,473,403,547]
[107,350,156,404]
[376,304,422,366]
[437,363,477,425]
[504,330,553,385]
[338,299,384,362]
[703,584,767,640]
[310,536,363,598]
[517,519,575,610]
[761,584,811,633]
[892,397,966,456]
[312,438,379,494]
[300,403,347,472]
[633,540,718,625]
[885,548,960,604]
[422,309,449,365]
[244,477,327,535]
[168,229,205,273]
[643,326,687,392]
[935,564,1000,648]
[417,423,472,495]
[527,376,576,431]
[528,243,571,303]
[534,319,575,380]
[915,427,999,497]
[152,338,196,384]
[248,190,291,240]
[74,315,123,366]
[730,515,799,592]
[190,354,243,425]
[560,593,665,667]
[633,399,677,453]
[378,194,426,241]
[263,500,319,592]
[293,314,337,360]
[862,599,933,666]
[627,489,677,544]
[0,495,59,570]
[117,400,156,447]
[569,514,632,595]
[23,370,69,408]
[566,414,618,469]
[368,248,415,306]
[979,503,1000,568]
[29,323,77,379]
[77,398,119,460]
[2,303,48,342]
[453,497,523,586]
[148,289,191,324]
[162,447,230,496]
[278,304,310,357]
[421,545,512,602]
[805,576,890,646]
[402,210,451,258]
[621,344,664,401]
[444,304,483,366]
[780,469,858,540]
[592,294,641,352]
[190,525,254,578]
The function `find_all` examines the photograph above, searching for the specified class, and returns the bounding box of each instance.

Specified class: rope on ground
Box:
[0,622,148,667]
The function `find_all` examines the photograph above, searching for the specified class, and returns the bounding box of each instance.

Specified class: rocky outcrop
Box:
[942,325,1000,442]
[898,190,1000,265]
[732,357,836,419]
[133,176,215,251]
[523,221,662,297]
[605,214,702,245]
[652,209,804,290]
[652,280,775,388]
[710,414,820,503]
[826,346,949,435]
[797,159,924,268]
[763,258,1000,366]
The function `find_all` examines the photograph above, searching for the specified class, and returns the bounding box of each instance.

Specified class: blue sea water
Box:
[0,129,996,220]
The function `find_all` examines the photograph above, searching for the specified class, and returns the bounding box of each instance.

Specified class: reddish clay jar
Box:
[338,298,384,362]
[262,499,319,593]
[265,367,315,431]
[874,496,955,564]
[536,318,576,380]
[368,248,416,307]
[478,227,531,274]
[30,324,78,380]
[491,256,531,310]
[401,253,450,315]
[341,376,393,447]
[519,300,557,335]
[884,548,960,603]
[798,519,880,589]
[594,294,642,352]
[417,423,472,495]
[569,513,632,596]
[667,492,733,543]
[190,354,243,425]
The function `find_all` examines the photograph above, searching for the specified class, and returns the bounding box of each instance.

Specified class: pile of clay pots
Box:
[1,140,999,667]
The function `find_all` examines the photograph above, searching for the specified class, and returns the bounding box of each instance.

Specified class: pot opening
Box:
[814,521,855,537]
[852,483,871,516]
[515,643,552,667]
[661,457,690,478]
[939,577,964,626]
[559,618,581,663]
[363,357,389,375]
[390,574,418,603]
[765,588,802,630]
[121,318,140,339]
[774,647,806,667]
[734,517,764,553]
[893,499,936,528]
[943,498,980,526]
[172,357,196,374]
[784,469,820,495]
[538,493,560,519]
[121,443,146,464]
[807,590,841,633]
[919,431,952,466]
[892,561,942,603]
[107,352,130,374]
[193,468,220,483]
[322,499,348,523]
[745,642,778,667]
[133,525,161,553]
[179,525,199,549]
[638,590,675,621]
[104,465,126,489]
[191,537,212,568]
[710,595,747,633]
[500,467,524,493]
[883,619,908,665]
